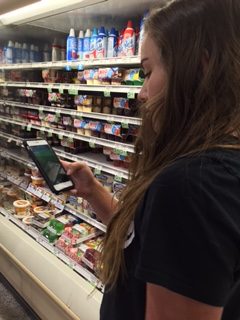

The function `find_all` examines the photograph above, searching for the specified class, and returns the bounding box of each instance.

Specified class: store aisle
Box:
[0,273,40,320]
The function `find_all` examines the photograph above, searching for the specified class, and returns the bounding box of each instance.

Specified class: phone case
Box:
[23,139,74,194]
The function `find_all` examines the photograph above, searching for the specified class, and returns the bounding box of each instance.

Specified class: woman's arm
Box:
[145,283,223,320]
[61,160,118,224]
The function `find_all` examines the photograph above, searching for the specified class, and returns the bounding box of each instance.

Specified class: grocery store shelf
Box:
[0,211,102,320]
[0,99,142,126]
[0,56,140,70]
[0,152,107,232]
[0,115,135,153]
[0,82,141,95]
[0,131,129,179]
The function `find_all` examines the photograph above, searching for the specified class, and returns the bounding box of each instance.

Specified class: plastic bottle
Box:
[43,43,50,62]
[96,26,107,58]
[52,39,61,61]
[29,44,35,62]
[60,39,66,61]
[107,27,117,58]
[6,40,14,64]
[117,30,124,57]
[66,28,77,61]
[77,30,84,60]
[22,43,29,63]
[122,20,136,56]
[83,29,91,59]
[89,27,98,59]
[34,46,40,62]
[13,42,18,63]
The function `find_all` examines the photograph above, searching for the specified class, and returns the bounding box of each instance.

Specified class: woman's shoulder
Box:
[152,148,240,191]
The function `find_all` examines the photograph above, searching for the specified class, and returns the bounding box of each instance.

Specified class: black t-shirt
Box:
[100,149,240,320]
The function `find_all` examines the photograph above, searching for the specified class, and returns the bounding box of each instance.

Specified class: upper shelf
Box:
[0,56,141,70]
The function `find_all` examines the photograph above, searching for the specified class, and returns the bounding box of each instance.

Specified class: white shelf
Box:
[0,99,141,126]
[0,115,135,153]
[0,81,141,95]
[0,131,129,178]
[0,56,140,70]
[0,211,102,320]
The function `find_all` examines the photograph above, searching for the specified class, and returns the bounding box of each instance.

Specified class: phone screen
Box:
[26,140,74,192]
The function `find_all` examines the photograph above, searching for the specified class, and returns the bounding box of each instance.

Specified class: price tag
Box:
[127,91,136,99]
[68,88,78,95]
[47,88,52,93]
[27,124,32,131]
[119,149,128,156]
[21,124,26,130]
[68,136,74,143]
[55,110,61,117]
[114,174,123,182]
[7,138,12,143]
[39,106,44,112]
[94,165,102,175]
[89,139,96,148]
[58,87,64,94]
[113,148,121,155]
[58,134,63,140]
[104,90,111,98]
[121,121,129,129]
[40,127,45,132]
[71,110,76,117]
[48,131,53,137]
[42,193,51,203]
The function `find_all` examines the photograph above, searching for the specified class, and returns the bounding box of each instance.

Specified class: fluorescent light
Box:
[0,0,107,26]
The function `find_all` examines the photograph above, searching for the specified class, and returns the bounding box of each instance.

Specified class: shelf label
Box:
[68,88,78,95]
[47,87,52,93]
[104,89,111,97]
[58,87,64,94]
[127,91,135,99]
[121,121,129,129]
[94,165,102,175]
[114,173,123,182]
[89,139,96,148]
[21,124,26,130]
[58,133,63,140]
[40,127,45,132]
[55,110,61,117]
[27,124,32,131]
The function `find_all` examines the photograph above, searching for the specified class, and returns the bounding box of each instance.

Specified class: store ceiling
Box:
[0,0,40,15]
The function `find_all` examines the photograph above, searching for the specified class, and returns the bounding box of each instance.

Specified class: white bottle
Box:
[96,26,107,58]
[77,30,84,60]
[29,44,35,62]
[22,43,29,63]
[43,43,50,62]
[6,40,14,64]
[83,29,91,59]
[66,28,77,61]
[107,27,117,58]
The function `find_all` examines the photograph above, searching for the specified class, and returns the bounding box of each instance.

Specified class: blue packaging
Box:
[96,26,107,58]
[89,27,98,59]
[66,28,77,61]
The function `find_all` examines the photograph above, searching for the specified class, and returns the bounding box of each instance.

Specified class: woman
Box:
[63,0,240,319]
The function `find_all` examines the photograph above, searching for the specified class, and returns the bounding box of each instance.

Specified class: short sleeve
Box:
[135,156,240,306]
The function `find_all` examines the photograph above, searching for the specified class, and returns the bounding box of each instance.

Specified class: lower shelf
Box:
[0,214,102,320]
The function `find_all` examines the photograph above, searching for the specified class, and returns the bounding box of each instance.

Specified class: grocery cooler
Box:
[0,0,157,319]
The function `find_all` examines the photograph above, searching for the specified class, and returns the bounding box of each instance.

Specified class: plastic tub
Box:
[13,199,31,216]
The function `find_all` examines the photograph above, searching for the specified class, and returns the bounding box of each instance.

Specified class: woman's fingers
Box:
[60,160,85,175]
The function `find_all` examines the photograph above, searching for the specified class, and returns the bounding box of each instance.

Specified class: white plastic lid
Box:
[8,40,14,47]
[78,30,84,38]
[85,28,91,37]
[69,28,75,37]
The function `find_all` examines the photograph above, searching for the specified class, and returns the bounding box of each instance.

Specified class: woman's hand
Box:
[61,160,99,199]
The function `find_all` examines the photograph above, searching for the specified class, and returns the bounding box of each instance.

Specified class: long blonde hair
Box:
[100,0,240,288]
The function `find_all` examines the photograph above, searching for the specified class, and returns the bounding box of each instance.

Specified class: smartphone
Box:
[23,139,74,194]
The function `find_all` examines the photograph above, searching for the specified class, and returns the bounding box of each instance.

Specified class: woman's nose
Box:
[137,84,148,103]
